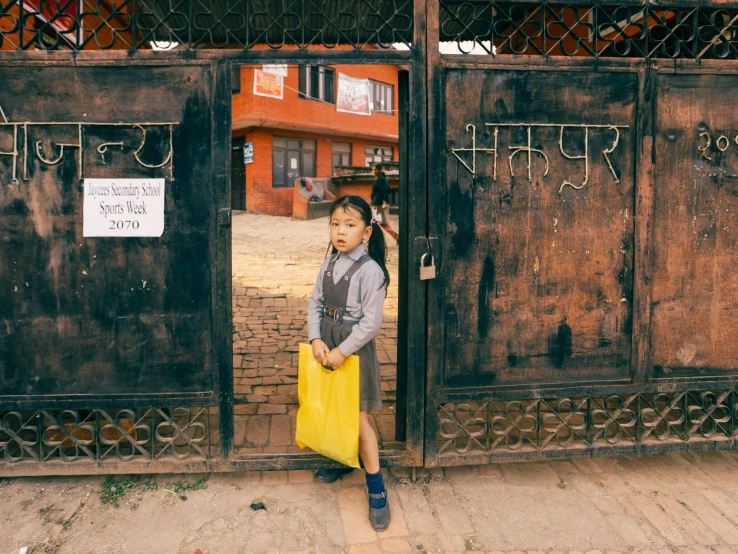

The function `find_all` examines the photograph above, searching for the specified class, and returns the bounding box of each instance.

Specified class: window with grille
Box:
[332,142,352,175]
[365,145,393,166]
[369,80,394,115]
[299,66,335,104]
[272,137,316,188]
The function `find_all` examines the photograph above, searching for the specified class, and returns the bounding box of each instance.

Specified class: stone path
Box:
[5,452,738,553]
[231,212,400,454]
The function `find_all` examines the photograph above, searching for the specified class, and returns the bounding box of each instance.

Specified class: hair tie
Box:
[370,207,379,226]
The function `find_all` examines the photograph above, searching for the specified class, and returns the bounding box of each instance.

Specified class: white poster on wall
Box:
[336,73,371,116]
[253,69,284,99]
[244,142,254,164]
[83,178,165,237]
[262,64,288,77]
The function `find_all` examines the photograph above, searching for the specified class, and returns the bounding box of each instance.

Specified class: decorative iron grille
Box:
[437,390,736,458]
[440,2,738,59]
[0,0,413,51]
[0,407,211,463]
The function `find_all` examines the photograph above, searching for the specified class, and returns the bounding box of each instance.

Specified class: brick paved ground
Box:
[6,452,738,553]
[231,212,400,454]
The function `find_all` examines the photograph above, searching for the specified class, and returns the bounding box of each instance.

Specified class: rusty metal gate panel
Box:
[425,50,738,464]
[648,71,738,381]
[0,60,233,473]
[439,68,637,388]
[425,61,644,465]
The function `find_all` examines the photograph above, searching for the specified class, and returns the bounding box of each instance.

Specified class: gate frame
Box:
[8,0,738,476]
[0,0,430,475]
[424,0,738,464]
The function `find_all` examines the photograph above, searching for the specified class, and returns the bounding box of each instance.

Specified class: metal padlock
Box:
[420,253,436,280]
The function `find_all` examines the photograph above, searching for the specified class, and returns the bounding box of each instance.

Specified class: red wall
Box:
[234,62,401,216]
[242,128,397,216]
[233,63,400,142]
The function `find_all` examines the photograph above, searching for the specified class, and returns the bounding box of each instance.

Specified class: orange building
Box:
[231,63,400,216]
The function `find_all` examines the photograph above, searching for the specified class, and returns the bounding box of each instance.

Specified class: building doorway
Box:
[231,136,247,211]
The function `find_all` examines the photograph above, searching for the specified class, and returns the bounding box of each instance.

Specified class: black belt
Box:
[324,307,359,322]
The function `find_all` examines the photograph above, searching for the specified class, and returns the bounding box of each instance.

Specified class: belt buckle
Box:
[325,307,338,320]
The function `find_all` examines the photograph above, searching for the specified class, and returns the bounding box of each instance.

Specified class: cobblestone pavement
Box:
[231,212,400,454]
[5,452,738,553]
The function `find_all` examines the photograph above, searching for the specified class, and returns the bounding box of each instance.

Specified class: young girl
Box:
[306,195,391,531]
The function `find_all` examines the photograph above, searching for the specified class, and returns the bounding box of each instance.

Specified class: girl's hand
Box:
[311,339,329,365]
[324,348,347,369]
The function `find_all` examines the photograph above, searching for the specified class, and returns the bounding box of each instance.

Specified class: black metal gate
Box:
[4,0,738,476]
[425,1,738,466]
[0,58,234,474]
[0,0,427,475]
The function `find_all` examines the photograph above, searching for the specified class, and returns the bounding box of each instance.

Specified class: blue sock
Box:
[365,470,386,509]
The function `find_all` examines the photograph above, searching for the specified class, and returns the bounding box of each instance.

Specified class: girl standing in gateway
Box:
[306,195,391,531]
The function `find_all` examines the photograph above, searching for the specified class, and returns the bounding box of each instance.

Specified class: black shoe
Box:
[315,467,354,483]
[368,490,391,531]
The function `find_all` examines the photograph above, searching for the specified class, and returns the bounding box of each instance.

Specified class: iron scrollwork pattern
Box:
[437,391,736,458]
[439,2,738,60]
[0,0,413,51]
[0,407,211,463]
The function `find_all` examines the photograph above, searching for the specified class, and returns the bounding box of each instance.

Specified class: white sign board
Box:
[253,69,284,99]
[243,141,254,164]
[262,64,288,77]
[83,178,165,237]
[336,73,371,116]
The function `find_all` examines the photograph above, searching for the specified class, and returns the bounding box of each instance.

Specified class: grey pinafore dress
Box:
[320,254,382,412]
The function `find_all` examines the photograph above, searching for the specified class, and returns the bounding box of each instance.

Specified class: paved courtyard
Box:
[231,212,401,454]
[5,451,738,553]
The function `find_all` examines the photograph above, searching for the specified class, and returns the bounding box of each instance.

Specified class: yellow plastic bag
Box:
[295,342,361,468]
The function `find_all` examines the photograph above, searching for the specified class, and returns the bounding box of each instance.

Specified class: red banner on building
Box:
[253,69,284,100]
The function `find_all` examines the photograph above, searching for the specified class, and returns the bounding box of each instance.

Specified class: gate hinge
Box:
[218,208,232,228]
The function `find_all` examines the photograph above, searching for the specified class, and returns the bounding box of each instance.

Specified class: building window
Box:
[272,137,316,188]
[299,66,335,104]
[370,80,394,115]
[232,65,241,95]
[365,145,394,166]
[332,142,352,175]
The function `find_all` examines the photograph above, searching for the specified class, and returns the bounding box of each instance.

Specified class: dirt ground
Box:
[4,452,738,554]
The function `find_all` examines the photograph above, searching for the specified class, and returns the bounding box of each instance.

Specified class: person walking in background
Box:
[370,163,399,242]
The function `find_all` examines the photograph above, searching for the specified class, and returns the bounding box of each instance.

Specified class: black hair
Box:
[327,195,390,291]
[373,163,384,172]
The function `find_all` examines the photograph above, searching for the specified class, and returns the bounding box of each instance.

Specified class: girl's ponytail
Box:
[368,219,390,291]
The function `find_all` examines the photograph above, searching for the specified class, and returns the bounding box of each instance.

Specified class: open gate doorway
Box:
[226,61,422,469]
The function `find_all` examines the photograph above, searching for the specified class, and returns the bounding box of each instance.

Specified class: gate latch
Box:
[420,253,436,280]
[218,208,232,228]
[419,237,436,280]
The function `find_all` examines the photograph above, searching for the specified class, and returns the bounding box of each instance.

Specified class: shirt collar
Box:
[336,243,366,261]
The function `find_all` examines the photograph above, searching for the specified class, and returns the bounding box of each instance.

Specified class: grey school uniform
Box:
[307,243,386,411]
